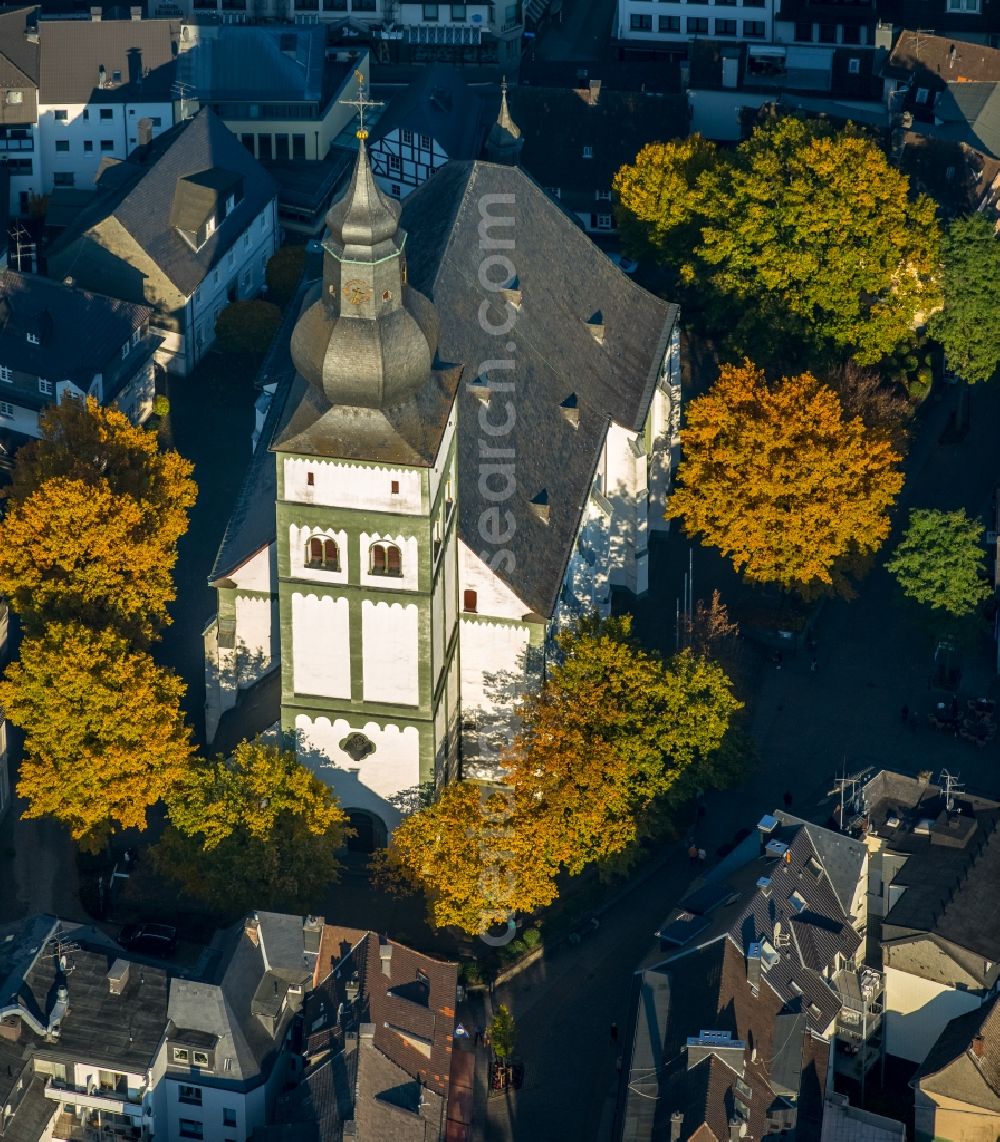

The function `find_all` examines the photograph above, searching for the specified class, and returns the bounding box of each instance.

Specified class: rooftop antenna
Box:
[170,80,196,122]
[340,70,384,142]
[939,769,964,812]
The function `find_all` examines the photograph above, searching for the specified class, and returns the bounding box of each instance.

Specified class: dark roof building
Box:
[876,0,1000,43]
[0,6,38,127]
[373,66,489,163]
[38,15,179,105]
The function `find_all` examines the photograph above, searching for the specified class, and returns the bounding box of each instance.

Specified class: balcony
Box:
[44,1079,143,1120]
[51,1113,144,1142]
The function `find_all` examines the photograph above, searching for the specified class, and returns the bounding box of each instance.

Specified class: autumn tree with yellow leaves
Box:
[376,618,743,933]
[0,623,194,851]
[668,362,904,596]
[0,397,196,640]
[614,116,941,365]
[153,739,349,914]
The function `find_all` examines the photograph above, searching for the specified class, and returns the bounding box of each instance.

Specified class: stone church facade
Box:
[205,136,680,848]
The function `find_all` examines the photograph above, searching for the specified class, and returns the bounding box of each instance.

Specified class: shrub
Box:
[214,299,282,359]
[152,394,170,418]
[266,246,307,307]
[522,927,542,949]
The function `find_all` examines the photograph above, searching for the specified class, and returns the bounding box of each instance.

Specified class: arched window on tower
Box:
[305,535,340,571]
[370,542,402,577]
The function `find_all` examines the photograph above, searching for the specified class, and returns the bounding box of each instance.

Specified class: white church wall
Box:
[604,421,649,596]
[432,572,445,690]
[460,618,530,715]
[649,325,682,534]
[429,414,457,506]
[362,600,419,705]
[234,594,275,689]
[294,714,420,830]
[458,541,528,621]
[291,593,351,699]
[283,455,423,515]
[359,531,420,592]
[230,542,276,594]
[289,524,350,585]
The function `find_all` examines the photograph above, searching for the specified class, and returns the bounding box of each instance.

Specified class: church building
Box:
[205,99,680,850]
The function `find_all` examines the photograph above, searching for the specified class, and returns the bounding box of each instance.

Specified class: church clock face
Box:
[342,279,372,306]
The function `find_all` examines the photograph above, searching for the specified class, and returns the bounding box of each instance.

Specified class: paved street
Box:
[529,0,618,62]
[480,379,1000,1141]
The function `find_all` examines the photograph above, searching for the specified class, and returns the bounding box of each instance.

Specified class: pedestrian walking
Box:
[474,1026,483,1047]
[697,848,706,867]
[688,843,698,866]
[610,1022,619,1045]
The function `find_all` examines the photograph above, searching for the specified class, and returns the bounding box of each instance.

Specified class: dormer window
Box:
[582,146,593,159]
[225,194,235,215]
[26,332,38,345]
[173,1047,189,1064]
[121,341,130,359]
[192,1050,210,1068]
[205,216,217,237]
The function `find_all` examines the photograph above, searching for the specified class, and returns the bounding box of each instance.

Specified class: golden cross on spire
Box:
[340,70,384,142]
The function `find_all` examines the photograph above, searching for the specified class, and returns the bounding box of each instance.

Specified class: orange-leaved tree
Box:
[668,362,904,596]
[0,396,196,640]
[0,622,194,851]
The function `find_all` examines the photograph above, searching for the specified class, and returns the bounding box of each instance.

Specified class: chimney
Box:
[137,117,153,146]
[973,1034,985,1058]
[559,393,580,429]
[585,311,605,344]
[130,5,141,19]
[90,5,102,20]
[529,490,551,524]
[746,942,762,992]
[588,78,601,106]
[670,1110,684,1141]
[729,1117,744,1141]
[874,20,893,51]
[379,939,393,977]
[245,916,260,945]
[107,959,130,996]
[722,54,739,90]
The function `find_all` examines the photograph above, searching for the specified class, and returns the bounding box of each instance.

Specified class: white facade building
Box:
[615,0,774,47]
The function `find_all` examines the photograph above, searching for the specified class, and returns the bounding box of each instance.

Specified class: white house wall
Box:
[294,713,420,830]
[616,0,774,44]
[371,129,448,199]
[883,964,984,1063]
[361,599,419,705]
[234,593,275,688]
[284,454,423,514]
[458,540,529,622]
[0,400,39,436]
[231,543,276,594]
[291,592,351,699]
[37,101,173,193]
[161,1073,265,1142]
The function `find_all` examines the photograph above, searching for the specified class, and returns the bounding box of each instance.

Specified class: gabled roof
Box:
[0,270,150,383]
[915,993,1000,1110]
[884,28,1000,87]
[401,160,678,617]
[373,66,489,160]
[38,16,179,104]
[773,810,865,918]
[0,6,38,90]
[933,81,1000,158]
[48,107,275,300]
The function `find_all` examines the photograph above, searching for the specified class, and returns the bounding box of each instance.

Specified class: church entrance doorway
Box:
[345,809,388,853]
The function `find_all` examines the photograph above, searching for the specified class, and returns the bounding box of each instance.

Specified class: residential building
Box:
[46,107,278,375]
[0,270,158,437]
[855,770,1000,1065]
[369,65,489,199]
[0,6,41,217]
[821,1092,907,1141]
[614,0,775,52]
[774,0,878,46]
[175,22,368,164]
[875,0,1000,46]
[0,914,169,1142]
[203,140,682,842]
[36,12,179,194]
[913,993,1000,1142]
[264,923,460,1138]
[492,80,688,233]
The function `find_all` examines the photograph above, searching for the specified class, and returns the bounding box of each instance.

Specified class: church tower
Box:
[271,109,462,848]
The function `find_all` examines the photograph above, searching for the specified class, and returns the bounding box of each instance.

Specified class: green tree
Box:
[668,362,904,595]
[215,299,282,358]
[929,213,1000,384]
[266,245,307,307]
[0,398,196,639]
[615,116,941,364]
[886,508,992,617]
[155,739,349,914]
[488,1005,518,1061]
[0,623,193,851]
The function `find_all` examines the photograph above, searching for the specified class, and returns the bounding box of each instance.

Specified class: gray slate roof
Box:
[0,6,38,90]
[401,160,677,617]
[915,992,1000,1108]
[176,24,327,104]
[39,16,179,104]
[0,269,150,384]
[373,65,489,159]
[774,810,865,919]
[933,81,1000,158]
[48,106,275,300]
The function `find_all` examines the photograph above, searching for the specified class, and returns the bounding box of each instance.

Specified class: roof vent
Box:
[108,959,130,996]
[886,816,901,829]
[560,393,580,429]
[467,374,491,404]
[670,1111,684,1142]
[756,876,772,896]
[501,278,522,310]
[585,311,605,345]
[529,490,551,524]
[379,940,393,977]
[765,839,789,859]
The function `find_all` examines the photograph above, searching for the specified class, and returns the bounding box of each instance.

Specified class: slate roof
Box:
[47,106,276,301]
[876,0,1000,42]
[176,24,333,105]
[353,1036,446,1141]
[38,16,179,104]
[772,810,865,918]
[401,160,678,618]
[0,270,151,384]
[932,81,1000,158]
[500,85,687,212]
[915,992,1000,1110]
[0,6,38,90]
[373,66,489,159]
[617,937,829,1142]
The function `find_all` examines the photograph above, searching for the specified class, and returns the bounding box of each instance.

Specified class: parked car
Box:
[117,922,178,957]
[608,253,638,274]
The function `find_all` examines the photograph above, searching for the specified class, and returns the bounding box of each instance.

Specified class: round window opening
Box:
[340,732,376,763]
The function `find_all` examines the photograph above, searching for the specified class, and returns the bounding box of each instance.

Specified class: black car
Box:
[117,923,178,958]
